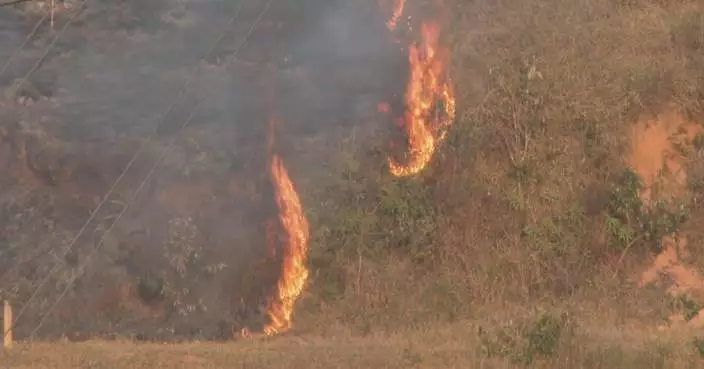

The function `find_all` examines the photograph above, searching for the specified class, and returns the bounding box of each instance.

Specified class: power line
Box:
[0,0,33,7]
[4,0,274,354]
[0,11,49,79]
[0,2,84,265]
[6,0,86,92]
[4,0,245,331]
[29,102,202,340]
[26,0,273,342]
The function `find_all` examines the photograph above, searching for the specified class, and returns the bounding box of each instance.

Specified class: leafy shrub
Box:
[478,312,572,366]
[605,169,689,252]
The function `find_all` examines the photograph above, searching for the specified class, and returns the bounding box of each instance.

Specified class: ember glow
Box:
[261,152,310,336]
[385,0,405,30]
[388,21,456,177]
[240,327,251,338]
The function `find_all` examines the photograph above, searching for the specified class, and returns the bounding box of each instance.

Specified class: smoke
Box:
[270,1,405,138]
[0,0,409,339]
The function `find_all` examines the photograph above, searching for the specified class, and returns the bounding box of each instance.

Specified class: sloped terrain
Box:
[1,0,704,367]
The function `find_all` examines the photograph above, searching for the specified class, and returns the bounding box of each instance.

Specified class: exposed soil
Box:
[1,2,703,363]
[628,111,704,328]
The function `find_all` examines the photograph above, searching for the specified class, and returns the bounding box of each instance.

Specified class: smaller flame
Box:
[377,102,390,114]
[240,327,251,338]
[238,116,310,338]
[389,21,456,177]
[385,0,405,30]
[261,153,310,336]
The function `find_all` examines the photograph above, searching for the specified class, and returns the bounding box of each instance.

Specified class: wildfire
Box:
[384,0,405,30]
[388,21,456,177]
[236,115,309,338]
[261,143,310,336]
[240,327,251,338]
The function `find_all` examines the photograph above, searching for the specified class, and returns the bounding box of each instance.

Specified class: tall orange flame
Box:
[388,21,456,177]
[261,126,310,336]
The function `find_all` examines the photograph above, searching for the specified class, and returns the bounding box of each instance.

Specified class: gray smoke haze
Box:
[0,0,407,339]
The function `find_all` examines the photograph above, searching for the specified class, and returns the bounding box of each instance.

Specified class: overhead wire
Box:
[3,0,274,356]
[3,0,243,336]
[0,0,86,274]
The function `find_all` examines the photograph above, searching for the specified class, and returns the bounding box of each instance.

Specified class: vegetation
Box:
[1,0,704,367]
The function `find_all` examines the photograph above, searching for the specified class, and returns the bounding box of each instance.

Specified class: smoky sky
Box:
[1,0,401,139]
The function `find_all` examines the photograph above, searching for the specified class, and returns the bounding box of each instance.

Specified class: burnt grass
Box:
[1,0,704,366]
[0,0,406,341]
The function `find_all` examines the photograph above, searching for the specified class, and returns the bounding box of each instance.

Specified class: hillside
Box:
[1,0,704,367]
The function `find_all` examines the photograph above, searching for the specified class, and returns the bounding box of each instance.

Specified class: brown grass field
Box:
[2,324,704,368]
[2,0,704,367]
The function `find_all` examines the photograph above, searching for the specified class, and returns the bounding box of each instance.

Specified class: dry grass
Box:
[287,0,704,327]
[3,322,703,369]
[281,0,704,366]
[3,0,704,367]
